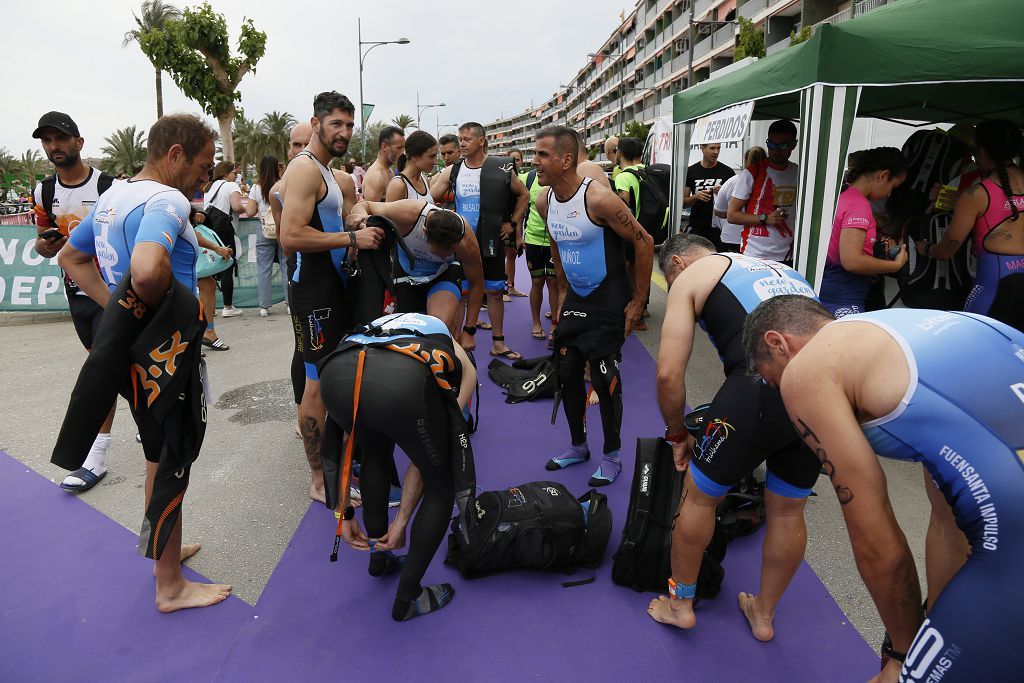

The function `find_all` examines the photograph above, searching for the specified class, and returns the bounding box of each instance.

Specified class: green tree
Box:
[19,150,52,180]
[789,25,813,46]
[260,110,296,161]
[391,114,416,130]
[123,0,182,119]
[621,120,652,142]
[231,112,264,177]
[353,121,390,163]
[102,126,148,175]
[0,148,23,190]
[734,17,766,61]
[139,2,266,162]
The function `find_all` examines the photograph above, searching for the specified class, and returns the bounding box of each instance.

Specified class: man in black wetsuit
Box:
[320,312,477,622]
[279,91,384,504]
[533,125,653,487]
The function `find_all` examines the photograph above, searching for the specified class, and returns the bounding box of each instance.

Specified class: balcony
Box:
[695,0,717,18]
[738,0,770,19]
[693,34,712,60]
[815,0,892,28]
[711,23,735,49]
[766,36,789,55]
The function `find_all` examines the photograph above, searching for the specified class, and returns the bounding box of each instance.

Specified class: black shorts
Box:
[474,255,506,291]
[69,294,104,350]
[290,277,348,382]
[395,263,464,314]
[689,373,820,498]
[525,243,555,279]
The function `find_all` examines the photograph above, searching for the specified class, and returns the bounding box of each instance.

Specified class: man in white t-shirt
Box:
[727,120,800,263]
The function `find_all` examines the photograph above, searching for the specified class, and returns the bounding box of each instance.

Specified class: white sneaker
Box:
[259,308,269,317]
[221,306,243,318]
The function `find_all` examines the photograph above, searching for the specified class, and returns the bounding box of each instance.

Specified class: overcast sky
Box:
[2,0,631,160]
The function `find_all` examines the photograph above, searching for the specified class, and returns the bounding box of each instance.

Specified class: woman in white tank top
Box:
[386,130,439,203]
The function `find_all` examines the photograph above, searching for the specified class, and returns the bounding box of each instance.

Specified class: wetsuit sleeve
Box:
[67,209,97,255]
[731,169,754,201]
[136,192,191,254]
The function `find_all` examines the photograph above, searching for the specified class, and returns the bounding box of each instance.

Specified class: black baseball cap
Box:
[32,111,81,139]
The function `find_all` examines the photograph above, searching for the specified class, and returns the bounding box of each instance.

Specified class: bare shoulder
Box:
[578,161,610,188]
[682,254,730,312]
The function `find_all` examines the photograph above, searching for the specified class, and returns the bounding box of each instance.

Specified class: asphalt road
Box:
[0,270,931,651]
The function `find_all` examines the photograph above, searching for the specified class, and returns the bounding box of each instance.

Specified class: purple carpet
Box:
[0,265,878,681]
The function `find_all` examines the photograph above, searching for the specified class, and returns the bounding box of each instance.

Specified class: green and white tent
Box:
[671,0,1024,286]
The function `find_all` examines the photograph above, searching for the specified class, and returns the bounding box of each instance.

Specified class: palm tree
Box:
[259,111,296,161]
[19,150,51,181]
[232,113,264,178]
[391,114,416,131]
[0,147,22,179]
[102,126,147,175]
[123,0,181,119]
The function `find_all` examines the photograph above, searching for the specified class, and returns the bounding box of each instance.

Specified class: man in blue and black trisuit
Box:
[745,296,1024,683]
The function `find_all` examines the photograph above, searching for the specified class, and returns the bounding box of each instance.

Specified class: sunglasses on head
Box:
[765,140,795,151]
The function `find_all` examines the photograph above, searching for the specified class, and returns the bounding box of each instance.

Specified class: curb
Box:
[0,311,72,327]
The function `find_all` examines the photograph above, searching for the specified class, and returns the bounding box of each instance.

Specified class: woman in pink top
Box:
[917,120,1024,331]
[818,147,908,317]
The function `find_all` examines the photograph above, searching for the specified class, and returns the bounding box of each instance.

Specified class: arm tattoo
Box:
[795,417,820,444]
[796,418,854,505]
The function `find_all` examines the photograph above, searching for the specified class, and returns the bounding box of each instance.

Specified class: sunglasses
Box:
[765,140,795,151]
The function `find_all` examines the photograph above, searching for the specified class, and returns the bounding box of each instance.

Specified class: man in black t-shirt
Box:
[684,143,734,251]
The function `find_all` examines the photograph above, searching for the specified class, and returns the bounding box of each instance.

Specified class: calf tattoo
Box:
[795,417,854,505]
[300,416,324,472]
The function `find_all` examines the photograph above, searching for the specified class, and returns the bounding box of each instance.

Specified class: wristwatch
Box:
[758,213,768,225]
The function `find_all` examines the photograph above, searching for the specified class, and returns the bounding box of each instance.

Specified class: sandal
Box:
[202,337,230,351]
[477,321,492,331]
[489,335,522,361]
[531,329,546,340]
[60,467,107,493]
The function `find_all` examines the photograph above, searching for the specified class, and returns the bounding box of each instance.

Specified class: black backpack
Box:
[487,354,557,403]
[39,170,115,224]
[895,212,975,310]
[446,481,612,585]
[622,163,671,245]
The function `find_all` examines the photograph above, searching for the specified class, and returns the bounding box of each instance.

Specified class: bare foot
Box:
[490,342,521,360]
[310,476,327,504]
[738,592,774,642]
[647,595,696,629]
[180,543,201,562]
[156,579,232,613]
[153,543,202,575]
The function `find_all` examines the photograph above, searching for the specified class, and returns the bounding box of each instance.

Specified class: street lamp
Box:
[436,122,460,139]
[416,93,445,131]
[358,18,410,161]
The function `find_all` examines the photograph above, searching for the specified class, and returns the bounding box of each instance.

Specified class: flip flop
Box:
[202,337,230,351]
[509,289,528,297]
[59,467,106,493]
[477,321,492,330]
[531,330,546,340]
[490,348,523,361]
[545,311,552,319]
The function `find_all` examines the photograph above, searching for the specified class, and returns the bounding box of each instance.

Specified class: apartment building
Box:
[486,0,885,160]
